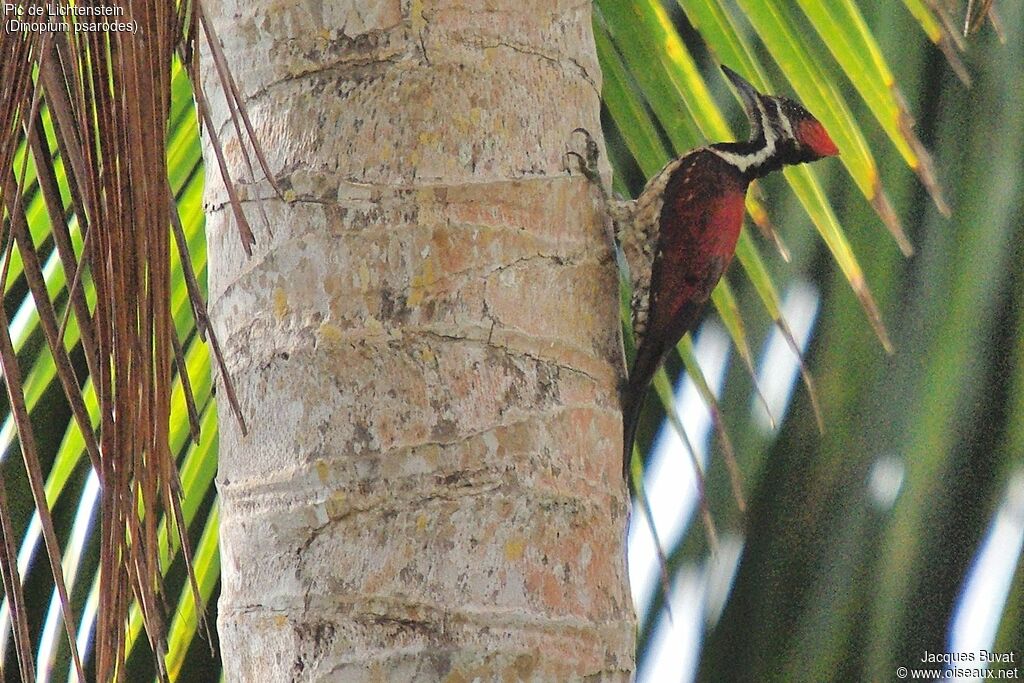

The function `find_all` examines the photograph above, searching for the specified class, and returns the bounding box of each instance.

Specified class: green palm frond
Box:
[604,0,1021,681]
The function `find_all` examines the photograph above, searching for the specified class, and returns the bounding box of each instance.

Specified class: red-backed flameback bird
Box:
[619,65,840,477]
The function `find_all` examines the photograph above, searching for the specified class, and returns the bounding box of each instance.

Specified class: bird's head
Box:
[721,65,839,165]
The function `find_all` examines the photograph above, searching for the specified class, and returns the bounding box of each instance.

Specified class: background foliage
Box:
[0,0,1020,680]
[599,1,1023,681]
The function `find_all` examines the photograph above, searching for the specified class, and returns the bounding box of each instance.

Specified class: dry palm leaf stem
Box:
[0,0,272,678]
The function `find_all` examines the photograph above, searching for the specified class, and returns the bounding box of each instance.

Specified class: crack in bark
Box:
[220,401,621,512]
[417,4,432,66]
[410,329,604,386]
[477,39,598,94]
[208,313,606,372]
[230,35,406,103]
[204,169,589,214]
[224,597,632,637]
[236,470,618,531]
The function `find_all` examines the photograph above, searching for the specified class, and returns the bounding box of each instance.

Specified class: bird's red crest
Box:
[798,119,840,158]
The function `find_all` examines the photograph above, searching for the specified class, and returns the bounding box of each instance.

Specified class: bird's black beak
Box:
[721,65,764,137]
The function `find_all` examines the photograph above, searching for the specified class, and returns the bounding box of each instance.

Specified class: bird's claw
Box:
[565,127,601,183]
[564,149,587,171]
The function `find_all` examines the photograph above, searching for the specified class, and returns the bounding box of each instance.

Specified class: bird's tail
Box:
[621,342,664,480]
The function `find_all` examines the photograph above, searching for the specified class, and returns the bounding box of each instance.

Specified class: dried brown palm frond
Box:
[0,1,265,679]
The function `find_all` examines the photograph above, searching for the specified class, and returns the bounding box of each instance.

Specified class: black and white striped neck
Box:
[708,136,783,181]
[708,96,793,180]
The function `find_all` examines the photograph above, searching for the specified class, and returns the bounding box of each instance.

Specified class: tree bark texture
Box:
[203,0,634,679]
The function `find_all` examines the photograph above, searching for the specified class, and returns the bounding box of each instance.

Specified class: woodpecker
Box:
[619,65,839,475]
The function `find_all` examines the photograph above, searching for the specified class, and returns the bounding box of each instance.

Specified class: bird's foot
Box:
[564,127,602,184]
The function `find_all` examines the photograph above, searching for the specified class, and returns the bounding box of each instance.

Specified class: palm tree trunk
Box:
[203,0,635,679]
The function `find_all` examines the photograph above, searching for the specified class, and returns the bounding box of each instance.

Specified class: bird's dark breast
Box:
[646,150,749,344]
